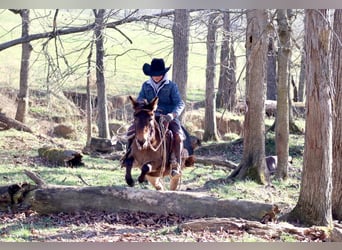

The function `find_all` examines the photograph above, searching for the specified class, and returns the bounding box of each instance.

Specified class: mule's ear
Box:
[129,96,139,109]
[129,95,136,105]
[150,96,159,111]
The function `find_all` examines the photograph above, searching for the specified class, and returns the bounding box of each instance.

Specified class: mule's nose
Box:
[137,139,146,147]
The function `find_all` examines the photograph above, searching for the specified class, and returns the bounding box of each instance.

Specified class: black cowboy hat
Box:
[142,58,171,76]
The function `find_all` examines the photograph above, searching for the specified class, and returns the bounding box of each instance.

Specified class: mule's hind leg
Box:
[145,175,164,191]
[124,157,135,187]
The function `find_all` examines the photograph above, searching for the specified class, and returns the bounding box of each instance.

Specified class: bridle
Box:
[133,109,166,152]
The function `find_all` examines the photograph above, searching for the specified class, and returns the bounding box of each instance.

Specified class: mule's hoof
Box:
[171,169,182,178]
[126,178,135,187]
[138,175,146,183]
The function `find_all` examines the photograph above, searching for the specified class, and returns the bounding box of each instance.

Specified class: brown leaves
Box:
[0,209,336,242]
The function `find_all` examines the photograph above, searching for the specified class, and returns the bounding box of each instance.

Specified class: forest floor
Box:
[0,90,340,242]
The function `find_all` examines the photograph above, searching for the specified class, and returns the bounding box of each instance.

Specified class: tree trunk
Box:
[86,41,94,147]
[288,9,333,227]
[172,9,189,122]
[203,11,219,141]
[217,10,232,110]
[266,36,277,100]
[14,9,32,123]
[331,9,342,221]
[94,9,110,139]
[275,9,291,180]
[229,10,268,184]
[298,15,306,103]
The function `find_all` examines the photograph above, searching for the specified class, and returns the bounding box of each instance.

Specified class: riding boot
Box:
[170,134,183,178]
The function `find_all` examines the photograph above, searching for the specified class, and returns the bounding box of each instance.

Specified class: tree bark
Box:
[15,9,32,123]
[217,10,237,111]
[203,11,219,142]
[298,15,307,102]
[229,9,268,184]
[172,9,189,122]
[288,9,333,227]
[275,9,291,180]
[94,9,110,139]
[266,36,277,100]
[331,9,342,221]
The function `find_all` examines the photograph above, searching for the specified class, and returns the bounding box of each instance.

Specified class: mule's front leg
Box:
[124,157,135,187]
[138,163,152,183]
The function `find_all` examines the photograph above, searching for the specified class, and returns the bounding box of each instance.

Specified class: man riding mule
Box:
[121,58,186,190]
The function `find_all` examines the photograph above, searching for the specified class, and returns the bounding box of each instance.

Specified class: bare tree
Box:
[266,36,277,100]
[216,10,237,111]
[172,9,190,122]
[85,39,95,147]
[287,9,333,226]
[203,11,219,142]
[94,9,110,139]
[9,9,32,123]
[275,9,291,180]
[331,9,342,221]
[228,9,269,184]
[298,14,306,103]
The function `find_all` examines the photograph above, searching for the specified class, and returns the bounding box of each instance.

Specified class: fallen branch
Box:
[24,169,46,187]
[179,217,332,241]
[0,112,33,133]
[195,156,238,169]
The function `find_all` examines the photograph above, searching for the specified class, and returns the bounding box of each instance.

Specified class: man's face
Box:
[152,75,163,83]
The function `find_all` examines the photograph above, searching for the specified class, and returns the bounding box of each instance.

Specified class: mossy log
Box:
[38,146,84,167]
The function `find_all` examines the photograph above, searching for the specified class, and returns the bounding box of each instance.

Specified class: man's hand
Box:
[164,113,174,122]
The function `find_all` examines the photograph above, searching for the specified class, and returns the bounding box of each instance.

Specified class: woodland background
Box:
[0,9,341,242]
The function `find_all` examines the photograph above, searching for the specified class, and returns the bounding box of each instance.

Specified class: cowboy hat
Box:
[142,58,171,76]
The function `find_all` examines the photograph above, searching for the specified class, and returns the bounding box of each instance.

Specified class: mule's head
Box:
[129,96,158,149]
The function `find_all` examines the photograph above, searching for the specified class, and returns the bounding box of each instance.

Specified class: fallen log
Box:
[1,170,273,220]
[195,156,238,169]
[28,186,272,220]
[1,170,272,219]
[0,112,33,133]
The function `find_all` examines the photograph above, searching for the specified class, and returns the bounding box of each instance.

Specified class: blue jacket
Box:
[137,77,185,118]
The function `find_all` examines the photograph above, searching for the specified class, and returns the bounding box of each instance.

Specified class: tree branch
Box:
[0,10,178,52]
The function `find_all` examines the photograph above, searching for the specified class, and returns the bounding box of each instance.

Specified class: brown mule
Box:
[124,96,184,191]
